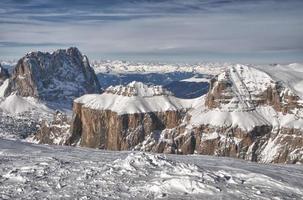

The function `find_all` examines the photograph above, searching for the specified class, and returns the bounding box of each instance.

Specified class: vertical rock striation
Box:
[36,65,303,164]
[5,47,101,102]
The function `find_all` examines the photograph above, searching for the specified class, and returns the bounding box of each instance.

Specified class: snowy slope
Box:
[216,64,275,111]
[189,64,303,131]
[0,139,302,200]
[75,82,200,115]
[255,63,303,99]
[0,94,52,114]
[0,94,55,139]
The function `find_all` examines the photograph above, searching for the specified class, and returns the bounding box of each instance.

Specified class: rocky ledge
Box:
[31,111,71,145]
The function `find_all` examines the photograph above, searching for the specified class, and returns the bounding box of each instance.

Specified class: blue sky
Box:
[0,0,303,63]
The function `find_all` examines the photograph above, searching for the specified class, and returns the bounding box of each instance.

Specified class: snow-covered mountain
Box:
[91,60,218,99]
[1,49,302,164]
[75,81,195,114]
[91,60,226,75]
[0,48,101,139]
[34,64,303,164]
[67,82,198,149]
[4,47,101,102]
[189,64,303,163]
[1,139,302,199]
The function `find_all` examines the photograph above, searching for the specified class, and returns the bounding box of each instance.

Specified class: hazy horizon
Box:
[1,0,303,63]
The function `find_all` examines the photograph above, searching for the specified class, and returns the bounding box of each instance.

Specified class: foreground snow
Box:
[0,139,302,199]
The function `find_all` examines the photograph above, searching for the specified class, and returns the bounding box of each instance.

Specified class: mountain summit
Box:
[43,65,302,164]
[5,47,101,102]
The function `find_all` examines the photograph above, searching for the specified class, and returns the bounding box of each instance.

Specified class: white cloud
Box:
[0,0,302,63]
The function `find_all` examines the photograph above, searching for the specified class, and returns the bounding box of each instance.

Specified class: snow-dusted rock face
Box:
[105,81,173,97]
[205,64,302,113]
[35,65,303,164]
[0,64,9,86]
[139,66,299,164]
[32,111,71,145]
[67,82,193,149]
[5,47,101,102]
[129,67,303,163]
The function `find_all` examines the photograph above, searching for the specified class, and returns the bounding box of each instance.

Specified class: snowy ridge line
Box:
[75,82,202,115]
[105,81,173,97]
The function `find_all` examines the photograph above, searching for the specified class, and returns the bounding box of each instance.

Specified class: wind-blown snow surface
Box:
[0,139,302,200]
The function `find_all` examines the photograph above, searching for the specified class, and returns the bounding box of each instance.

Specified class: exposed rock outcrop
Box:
[36,66,303,164]
[182,66,303,163]
[67,82,189,149]
[205,65,302,113]
[68,103,184,150]
[5,47,101,102]
[33,111,71,145]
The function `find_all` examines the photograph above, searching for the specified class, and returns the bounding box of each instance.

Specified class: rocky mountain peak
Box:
[33,63,303,164]
[205,65,302,113]
[5,47,101,102]
[105,81,173,97]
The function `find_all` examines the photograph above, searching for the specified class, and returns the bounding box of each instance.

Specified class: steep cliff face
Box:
[68,103,184,150]
[5,47,101,102]
[162,65,303,163]
[37,66,303,164]
[68,82,192,149]
[130,66,303,164]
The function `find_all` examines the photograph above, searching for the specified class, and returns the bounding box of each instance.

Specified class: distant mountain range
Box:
[0,48,302,164]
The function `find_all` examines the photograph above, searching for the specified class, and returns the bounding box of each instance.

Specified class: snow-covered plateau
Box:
[0,139,302,200]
